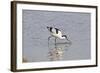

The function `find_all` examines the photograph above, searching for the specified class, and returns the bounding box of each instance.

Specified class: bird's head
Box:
[62,35,72,45]
[62,35,67,39]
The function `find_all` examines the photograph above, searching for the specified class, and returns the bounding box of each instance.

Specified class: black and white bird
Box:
[47,26,71,45]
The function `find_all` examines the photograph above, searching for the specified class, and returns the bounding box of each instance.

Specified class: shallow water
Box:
[22,10,91,63]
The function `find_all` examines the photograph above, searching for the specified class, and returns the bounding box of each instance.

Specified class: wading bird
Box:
[47,26,71,46]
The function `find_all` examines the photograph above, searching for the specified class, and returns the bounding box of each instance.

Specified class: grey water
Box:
[22,10,91,62]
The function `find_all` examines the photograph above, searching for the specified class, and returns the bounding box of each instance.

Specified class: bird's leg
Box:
[55,37,57,48]
[48,36,52,49]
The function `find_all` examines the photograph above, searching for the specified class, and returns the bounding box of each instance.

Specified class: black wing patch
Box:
[55,28,59,34]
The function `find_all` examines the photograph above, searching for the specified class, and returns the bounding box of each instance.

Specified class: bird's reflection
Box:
[48,48,63,61]
[48,37,72,61]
